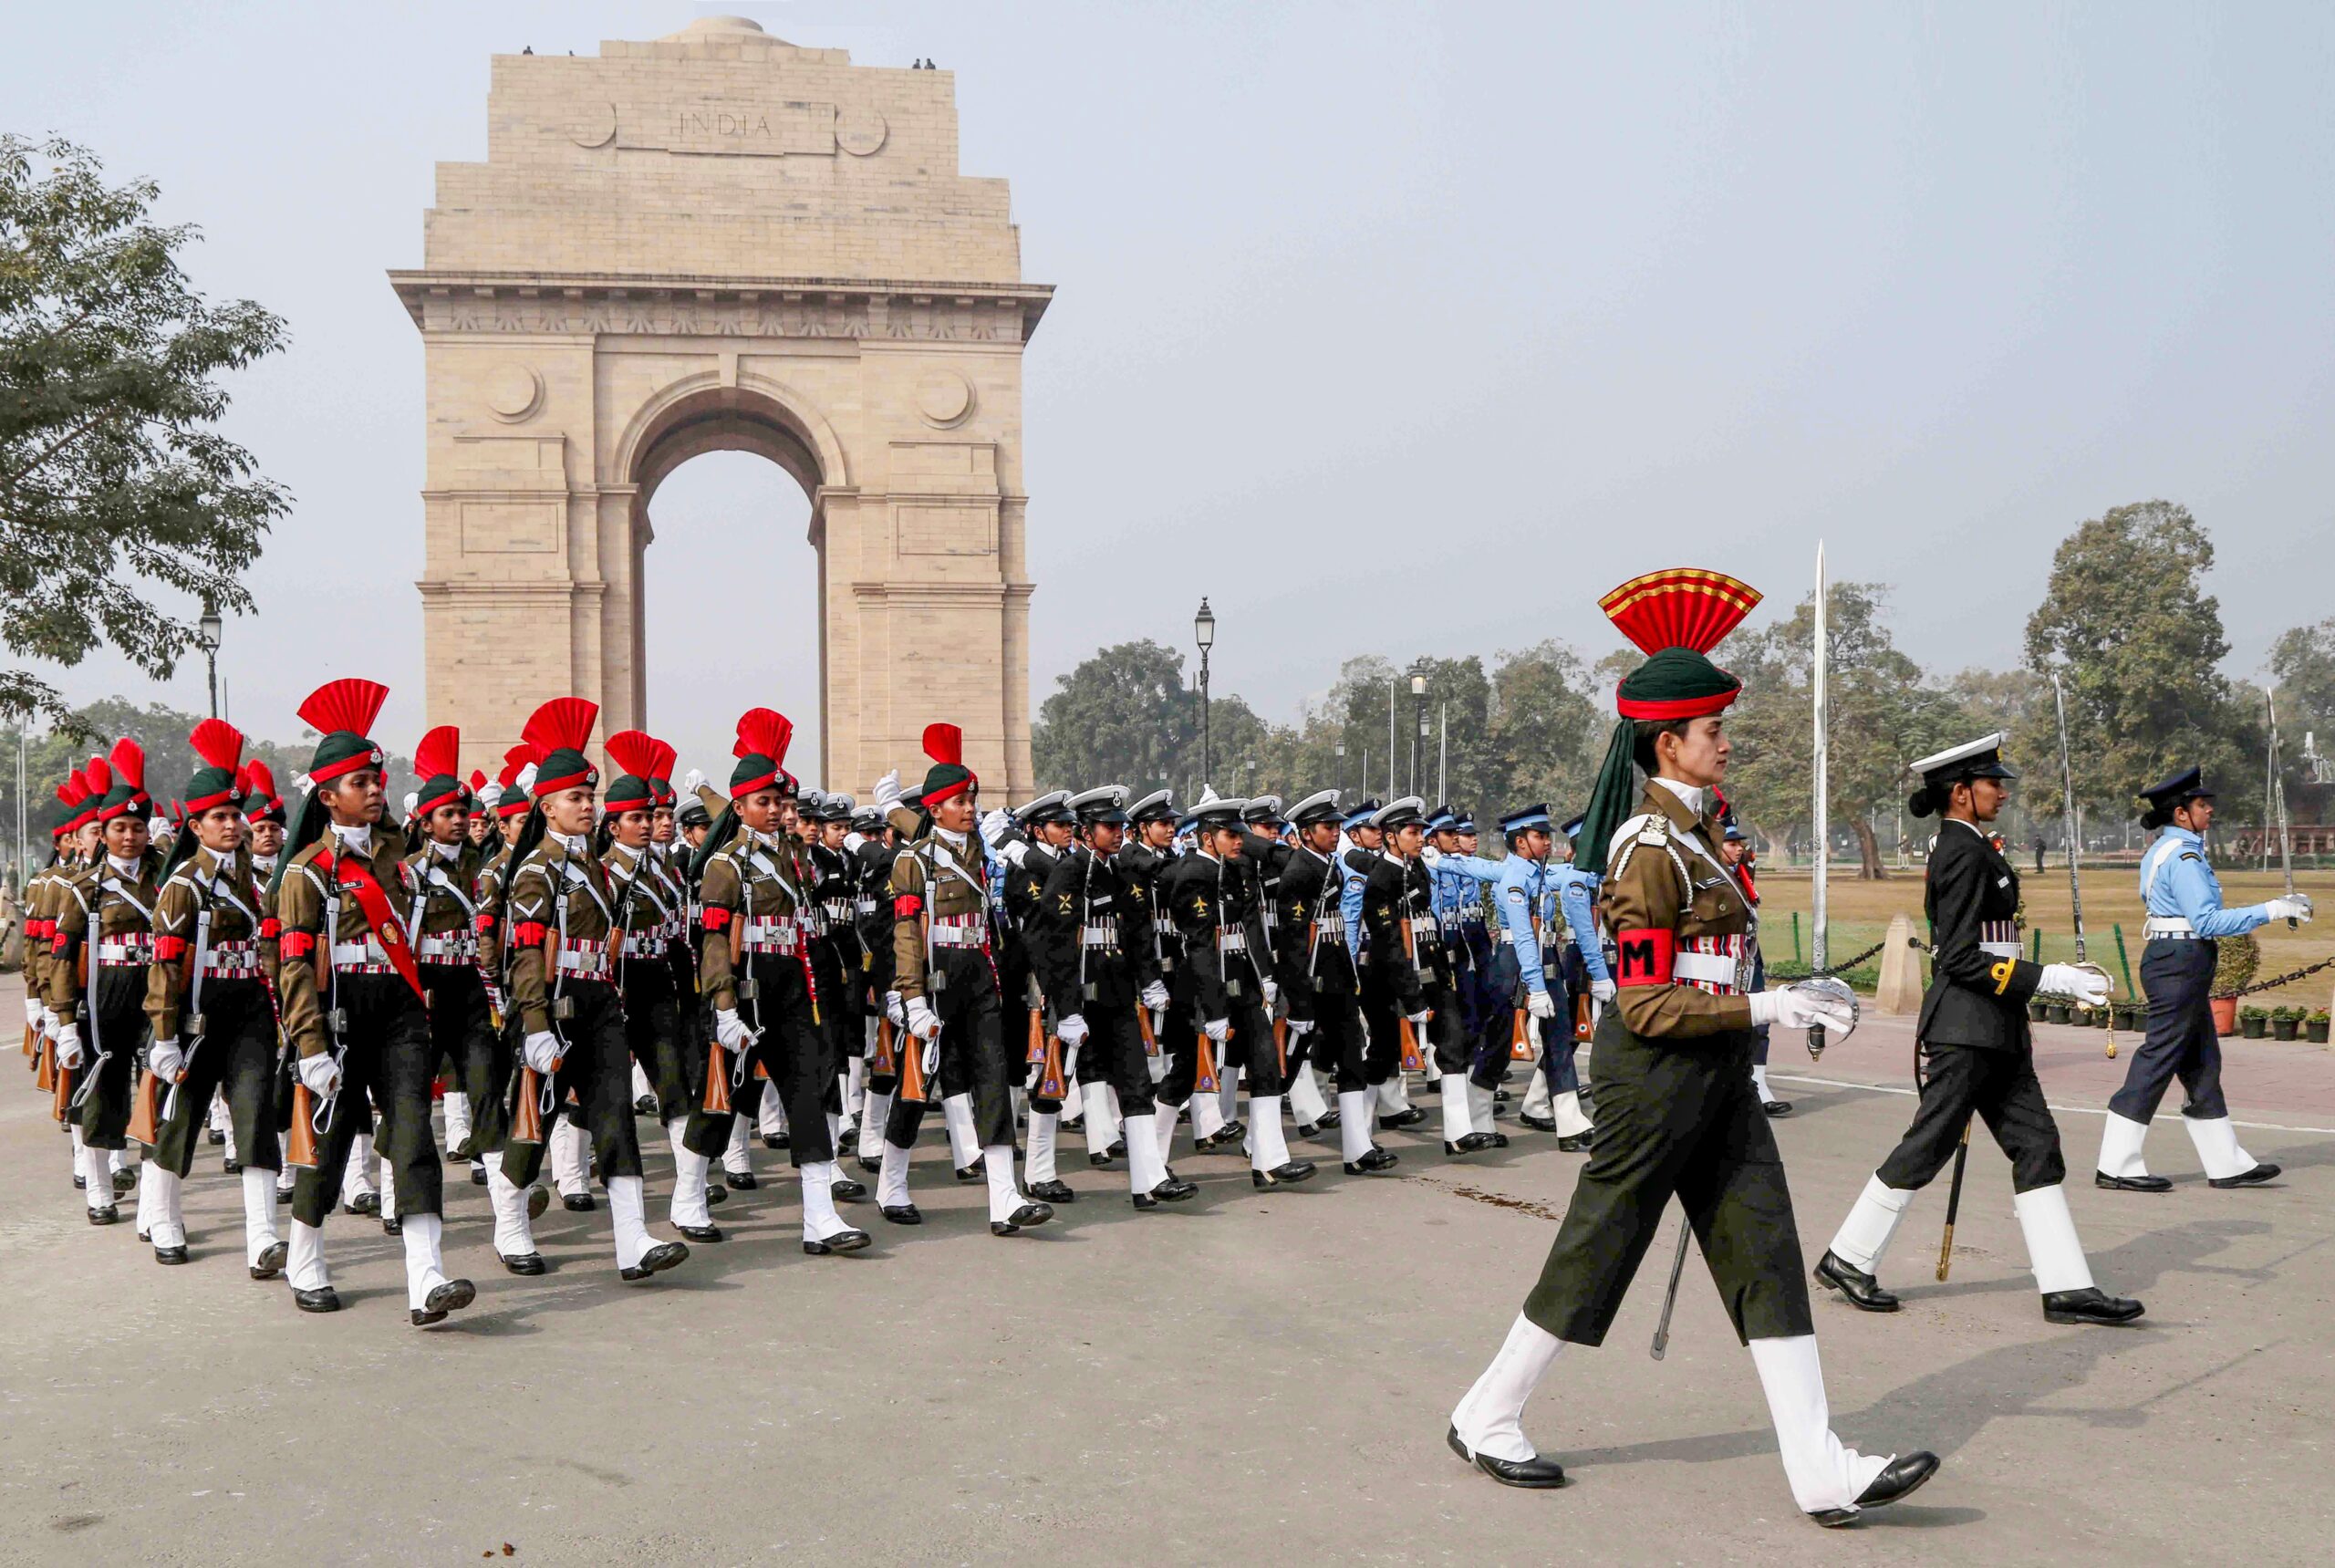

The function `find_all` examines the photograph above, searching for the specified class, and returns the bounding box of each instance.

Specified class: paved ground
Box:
[4,971,2330,1566]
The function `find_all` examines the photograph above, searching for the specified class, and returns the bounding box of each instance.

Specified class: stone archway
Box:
[392,16,1048,794]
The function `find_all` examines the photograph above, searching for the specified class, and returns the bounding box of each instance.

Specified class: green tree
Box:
[1030,639,1199,794]
[1726,583,1963,877]
[1487,640,1603,823]
[2020,501,2257,823]
[2268,619,2335,825]
[1,136,289,725]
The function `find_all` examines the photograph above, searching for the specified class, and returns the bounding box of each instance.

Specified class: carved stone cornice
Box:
[388,270,1053,344]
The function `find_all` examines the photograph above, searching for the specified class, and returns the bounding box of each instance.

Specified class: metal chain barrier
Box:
[2217,951,2335,1001]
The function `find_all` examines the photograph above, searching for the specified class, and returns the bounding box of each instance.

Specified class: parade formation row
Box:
[18,563,2314,1529]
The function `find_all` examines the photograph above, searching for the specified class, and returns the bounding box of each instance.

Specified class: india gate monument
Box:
[391,16,1048,794]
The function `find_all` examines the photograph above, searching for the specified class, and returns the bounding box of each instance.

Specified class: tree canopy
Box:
[0,135,289,727]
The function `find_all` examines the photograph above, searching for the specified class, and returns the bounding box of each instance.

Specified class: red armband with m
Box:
[1613,928,1675,988]
[700,907,732,931]
[279,930,317,961]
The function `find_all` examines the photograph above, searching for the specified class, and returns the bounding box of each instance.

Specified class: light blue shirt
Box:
[1436,851,1558,993]
[2141,826,2269,939]
[1551,863,1609,984]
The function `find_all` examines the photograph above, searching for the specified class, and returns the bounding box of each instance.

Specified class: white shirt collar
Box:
[933,826,968,847]
[547,828,587,855]
[430,837,462,862]
[331,823,373,857]
[251,852,277,873]
[748,826,786,851]
[106,852,141,877]
[1651,777,1707,817]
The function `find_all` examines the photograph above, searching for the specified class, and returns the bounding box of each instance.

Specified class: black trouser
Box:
[1076,1000,1157,1118]
[620,957,689,1122]
[1521,1013,1813,1346]
[1354,973,1409,1089]
[1876,1042,2066,1193]
[810,944,848,1120]
[1454,924,1510,1090]
[500,980,645,1189]
[291,973,441,1229]
[152,978,279,1176]
[73,964,151,1151]
[684,952,835,1167]
[420,961,507,1156]
[2111,939,2227,1122]
[882,946,1012,1150]
[1297,978,1370,1095]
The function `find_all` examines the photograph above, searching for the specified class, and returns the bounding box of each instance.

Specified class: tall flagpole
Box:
[1810,541,1830,1056]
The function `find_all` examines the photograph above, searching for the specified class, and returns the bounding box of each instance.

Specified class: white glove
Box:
[1056,1012,1089,1047]
[296,1052,342,1099]
[978,808,1012,847]
[523,1031,563,1073]
[1406,1009,1431,1026]
[920,1035,941,1077]
[873,769,902,809]
[41,1006,62,1043]
[906,995,941,1042]
[1285,1018,1313,1038]
[1591,979,1616,1003]
[2265,895,2313,924]
[1140,981,1169,1012]
[1526,989,1557,1021]
[884,989,905,1028]
[714,1009,752,1049]
[23,998,40,1028]
[2039,963,2111,1008]
[1202,1016,1230,1044]
[148,1038,186,1083]
[1000,837,1030,868]
[1260,979,1280,1011]
[54,1029,84,1071]
[1749,985,1855,1033]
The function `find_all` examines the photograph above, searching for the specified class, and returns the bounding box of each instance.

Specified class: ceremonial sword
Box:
[2051,673,2116,1059]
[2270,686,2299,929]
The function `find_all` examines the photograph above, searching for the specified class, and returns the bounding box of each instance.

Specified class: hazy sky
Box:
[8,3,2330,785]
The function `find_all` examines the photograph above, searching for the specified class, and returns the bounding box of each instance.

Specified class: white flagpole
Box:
[1811,541,1830,1050]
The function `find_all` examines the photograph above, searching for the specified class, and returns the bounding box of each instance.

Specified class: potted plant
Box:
[2047,1001,2072,1025]
[2029,998,2050,1022]
[2270,1006,2302,1042]
[2309,1009,2332,1045]
[2238,1005,2268,1039]
[2113,1000,2143,1031]
[2210,934,2259,1036]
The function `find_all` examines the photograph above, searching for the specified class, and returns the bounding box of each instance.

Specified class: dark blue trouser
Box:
[2110,940,2227,1122]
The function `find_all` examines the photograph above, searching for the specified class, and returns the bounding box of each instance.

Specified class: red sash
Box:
[316,848,425,1002]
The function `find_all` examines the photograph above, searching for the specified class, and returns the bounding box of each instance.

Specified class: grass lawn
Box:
[1749,863,2335,1007]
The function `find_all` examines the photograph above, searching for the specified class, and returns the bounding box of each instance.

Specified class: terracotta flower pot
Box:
[2209,996,2238,1035]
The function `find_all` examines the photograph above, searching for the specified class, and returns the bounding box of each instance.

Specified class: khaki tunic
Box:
[887,825,991,1005]
[696,826,815,1014]
[144,844,266,1042]
[275,824,417,1060]
[503,835,616,1037]
[47,849,167,1023]
[1602,784,1757,1039]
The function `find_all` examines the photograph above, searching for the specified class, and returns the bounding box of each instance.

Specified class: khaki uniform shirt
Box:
[887,821,991,1004]
[1603,784,1758,1039]
[275,823,418,1060]
[47,848,167,1023]
[504,833,616,1036]
[145,844,266,1042]
[695,825,815,1014]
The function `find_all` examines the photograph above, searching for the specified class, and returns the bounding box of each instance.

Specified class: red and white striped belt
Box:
[1675,934,1748,995]
[96,935,154,966]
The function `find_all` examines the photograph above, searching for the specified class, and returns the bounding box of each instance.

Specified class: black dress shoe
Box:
[223,1157,243,1175]
[1089,1151,1116,1168]
[449,1137,477,1163]
[857,1155,883,1174]
[1810,1450,1939,1526]
[293,1285,341,1314]
[1296,1122,1323,1139]
[1556,1133,1593,1153]
[1419,1076,1441,1094]
[1494,1087,1512,1104]
[1252,1160,1317,1188]
[74,1174,86,1190]
[634,1096,659,1118]
[209,1127,226,1145]
[251,1241,288,1280]
[88,1205,119,1226]
[955,1158,986,1183]
[469,1166,488,1187]
[501,1251,547,1275]
[1316,1108,1343,1129]
[1135,1176,1199,1209]
[762,1132,788,1150]
[139,1229,150,1243]
[154,1243,189,1265]
[411,1279,472,1325]
[2043,1287,2145,1324]
[880,1203,923,1225]
[1106,1139,1127,1159]
[112,1168,139,1197]
[1519,1112,1558,1132]
[1029,1179,1076,1204]
[1378,1107,1427,1130]
[380,1215,401,1236]
[1447,1132,1501,1155]
[563,1191,598,1211]
[804,1228,872,1255]
[1344,1147,1399,1175]
[1763,1100,1793,1117]
[344,1190,379,1216]
[2094,1170,2173,1192]
[678,1223,723,1243]
[1814,1251,1900,1313]
[1448,1425,1567,1489]
[724,1170,757,1191]
[2208,1162,2281,1189]
[991,1200,1053,1235]
[619,1241,689,1282]
[705,1183,728,1206]
[1487,1130,1510,1148]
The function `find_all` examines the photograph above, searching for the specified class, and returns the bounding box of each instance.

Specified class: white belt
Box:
[1153,917,1176,935]
[1675,935,1747,995]
[96,937,154,965]
[417,933,478,962]
[1219,930,1247,952]
[823,899,853,924]
[1407,917,1437,937]
[621,932,669,958]
[200,942,263,977]
[2143,917,2198,940]
[1080,923,1119,949]
[555,940,614,980]
[330,939,398,971]
[856,897,879,916]
[742,918,800,955]
[930,919,987,950]
[1978,942,2020,959]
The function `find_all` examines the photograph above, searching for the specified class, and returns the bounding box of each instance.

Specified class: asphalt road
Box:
[4,971,2330,1566]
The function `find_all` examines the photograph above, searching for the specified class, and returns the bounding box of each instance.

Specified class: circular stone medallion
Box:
[486,363,545,422]
[915,369,973,428]
[836,106,887,157]
[568,101,617,149]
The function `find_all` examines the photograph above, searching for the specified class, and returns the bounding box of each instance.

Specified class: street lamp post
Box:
[1408,666,1427,797]
[195,604,223,719]
[1193,597,1216,787]
[1334,739,1346,793]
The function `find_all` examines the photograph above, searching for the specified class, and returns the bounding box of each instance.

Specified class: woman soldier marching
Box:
[1818,734,2142,1326]
[497,699,690,1284]
[597,732,709,1243]
[47,739,160,1225]
[683,709,871,1256]
[139,720,285,1275]
[29,764,102,1190]
[1447,567,1933,1527]
[400,727,505,1194]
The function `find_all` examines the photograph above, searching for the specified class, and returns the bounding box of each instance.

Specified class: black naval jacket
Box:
[1028,845,1160,1016]
[1916,818,2045,1052]
[1271,843,1360,1023]
[1162,848,1275,1023]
